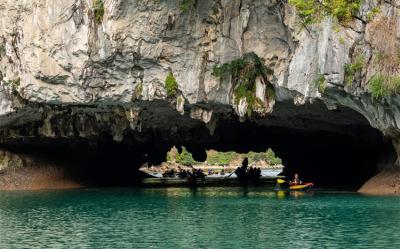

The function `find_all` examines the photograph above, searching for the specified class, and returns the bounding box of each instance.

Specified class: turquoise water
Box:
[0,187,399,249]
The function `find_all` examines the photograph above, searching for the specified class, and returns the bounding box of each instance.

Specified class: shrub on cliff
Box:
[289,0,361,25]
[369,74,400,99]
[93,0,105,24]
[212,53,274,117]
[314,74,326,93]
[344,55,365,85]
[165,72,179,97]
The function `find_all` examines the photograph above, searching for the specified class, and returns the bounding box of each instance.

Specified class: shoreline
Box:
[0,166,82,191]
[1,165,399,195]
[358,167,400,195]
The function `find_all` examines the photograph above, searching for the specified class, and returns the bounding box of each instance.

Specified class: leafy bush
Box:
[212,53,273,117]
[344,55,364,85]
[175,147,198,166]
[246,149,282,165]
[93,0,105,24]
[289,0,361,25]
[212,58,247,78]
[212,54,272,83]
[165,72,179,97]
[207,151,238,166]
[167,148,283,166]
[265,149,283,165]
[366,7,380,22]
[369,74,400,99]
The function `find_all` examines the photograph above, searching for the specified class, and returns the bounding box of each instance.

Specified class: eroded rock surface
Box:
[0,0,400,193]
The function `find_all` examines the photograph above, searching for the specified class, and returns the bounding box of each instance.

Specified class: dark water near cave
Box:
[0,187,399,249]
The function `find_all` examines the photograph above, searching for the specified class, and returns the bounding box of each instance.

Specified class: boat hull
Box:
[289,183,314,190]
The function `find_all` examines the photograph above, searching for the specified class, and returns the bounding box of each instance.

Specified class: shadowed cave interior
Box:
[0,100,393,189]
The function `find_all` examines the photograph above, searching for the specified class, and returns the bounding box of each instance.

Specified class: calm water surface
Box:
[0,187,399,249]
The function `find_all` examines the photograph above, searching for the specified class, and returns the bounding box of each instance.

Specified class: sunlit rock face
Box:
[0,0,400,193]
[0,0,293,110]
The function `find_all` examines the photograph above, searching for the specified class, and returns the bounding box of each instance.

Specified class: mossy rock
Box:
[212,53,274,117]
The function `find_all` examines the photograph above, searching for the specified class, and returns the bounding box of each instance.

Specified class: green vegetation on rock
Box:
[179,0,194,12]
[314,74,326,93]
[212,53,273,117]
[289,0,361,25]
[167,147,283,166]
[165,72,179,97]
[344,55,364,85]
[5,77,21,93]
[366,7,380,22]
[369,74,400,99]
[93,0,105,24]
[245,149,283,165]
[175,147,198,166]
[206,151,237,166]
[7,78,20,87]
[0,44,5,58]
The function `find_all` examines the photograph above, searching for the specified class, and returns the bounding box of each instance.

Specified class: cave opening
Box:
[152,100,390,189]
[0,100,393,190]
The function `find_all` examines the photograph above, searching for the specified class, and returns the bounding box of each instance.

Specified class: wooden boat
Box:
[289,182,314,190]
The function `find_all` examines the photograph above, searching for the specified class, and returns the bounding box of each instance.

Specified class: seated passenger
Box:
[290,173,302,185]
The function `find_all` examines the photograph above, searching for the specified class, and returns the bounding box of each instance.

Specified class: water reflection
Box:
[0,188,399,249]
[141,186,316,199]
[276,190,286,199]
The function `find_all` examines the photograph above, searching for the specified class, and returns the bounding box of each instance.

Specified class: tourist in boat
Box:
[290,173,302,185]
[234,157,249,179]
[242,157,249,170]
[178,169,190,179]
[234,158,261,181]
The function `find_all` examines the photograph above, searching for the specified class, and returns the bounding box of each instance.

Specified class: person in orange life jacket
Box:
[289,173,302,185]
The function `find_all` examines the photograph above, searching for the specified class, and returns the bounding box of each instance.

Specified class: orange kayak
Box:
[289,182,314,190]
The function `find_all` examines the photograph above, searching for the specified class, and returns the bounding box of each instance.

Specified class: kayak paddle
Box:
[277,179,286,184]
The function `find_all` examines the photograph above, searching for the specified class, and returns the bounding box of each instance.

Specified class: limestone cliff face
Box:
[0,0,293,110]
[1,0,400,192]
